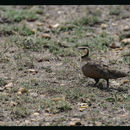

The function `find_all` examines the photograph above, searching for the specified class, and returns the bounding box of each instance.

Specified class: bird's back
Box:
[82,60,128,79]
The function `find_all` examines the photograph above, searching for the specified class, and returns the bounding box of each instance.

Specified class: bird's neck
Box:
[81,56,91,62]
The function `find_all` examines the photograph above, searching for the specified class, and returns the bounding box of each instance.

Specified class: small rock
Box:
[78,102,89,112]
[42,33,51,39]
[69,118,82,126]
[49,23,60,28]
[24,120,30,125]
[36,22,43,26]
[111,81,120,86]
[60,83,65,86]
[95,121,102,126]
[0,121,6,126]
[53,23,60,28]
[5,82,13,89]
[33,112,40,116]
[123,25,130,31]
[15,121,20,124]
[10,101,17,107]
[28,69,37,75]
[31,118,36,121]
[32,28,37,33]
[17,88,27,95]
[109,42,121,49]
[112,23,117,26]
[121,38,130,45]
[52,97,66,101]
[101,24,108,29]
[17,91,22,95]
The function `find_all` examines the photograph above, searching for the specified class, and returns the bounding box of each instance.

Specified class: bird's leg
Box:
[106,79,109,89]
[93,79,99,86]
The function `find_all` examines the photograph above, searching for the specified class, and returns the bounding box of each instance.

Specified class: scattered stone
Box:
[112,23,117,26]
[10,101,17,107]
[28,69,37,75]
[69,118,82,126]
[5,82,13,89]
[33,112,40,116]
[42,33,51,39]
[36,22,43,26]
[15,121,20,124]
[101,24,108,29]
[24,120,30,125]
[31,118,36,122]
[0,121,6,126]
[95,121,102,126]
[121,38,130,45]
[49,23,60,28]
[109,42,121,49]
[123,25,130,31]
[77,102,89,112]
[52,96,66,101]
[111,81,120,86]
[17,88,27,95]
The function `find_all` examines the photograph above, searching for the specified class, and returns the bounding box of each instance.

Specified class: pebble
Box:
[101,24,108,29]
[121,38,130,45]
[95,121,102,126]
[33,112,40,116]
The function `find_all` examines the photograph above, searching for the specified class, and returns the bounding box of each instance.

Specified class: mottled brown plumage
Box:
[78,47,128,89]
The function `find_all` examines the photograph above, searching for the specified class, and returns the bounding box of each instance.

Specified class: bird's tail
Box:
[109,70,128,79]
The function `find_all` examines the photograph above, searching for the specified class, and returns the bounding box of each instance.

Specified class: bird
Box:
[78,46,129,89]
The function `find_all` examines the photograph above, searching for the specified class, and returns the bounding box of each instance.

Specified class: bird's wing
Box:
[88,60,109,70]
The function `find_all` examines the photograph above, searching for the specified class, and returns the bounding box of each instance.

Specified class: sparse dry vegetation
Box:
[0,5,129,126]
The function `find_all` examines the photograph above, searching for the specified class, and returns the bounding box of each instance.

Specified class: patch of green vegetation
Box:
[14,52,34,70]
[92,32,113,52]
[18,24,35,36]
[109,7,121,15]
[40,99,73,114]
[14,36,43,52]
[123,56,130,64]
[65,87,83,101]
[0,24,15,36]
[73,16,100,26]
[58,24,77,32]
[58,19,113,54]
[4,8,39,22]
[0,78,7,87]
[125,95,130,110]
[11,105,32,118]
[0,94,9,102]
[21,80,41,90]
[0,23,35,37]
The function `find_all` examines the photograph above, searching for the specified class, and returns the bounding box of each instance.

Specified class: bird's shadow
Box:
[87,82,128,92]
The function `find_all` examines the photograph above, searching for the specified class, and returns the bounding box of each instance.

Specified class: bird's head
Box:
[78,46,90,61]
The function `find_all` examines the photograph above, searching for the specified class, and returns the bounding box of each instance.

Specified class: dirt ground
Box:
[0,5,130,126]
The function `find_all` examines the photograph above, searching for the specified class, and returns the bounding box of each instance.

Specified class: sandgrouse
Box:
[78,46,129,89]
